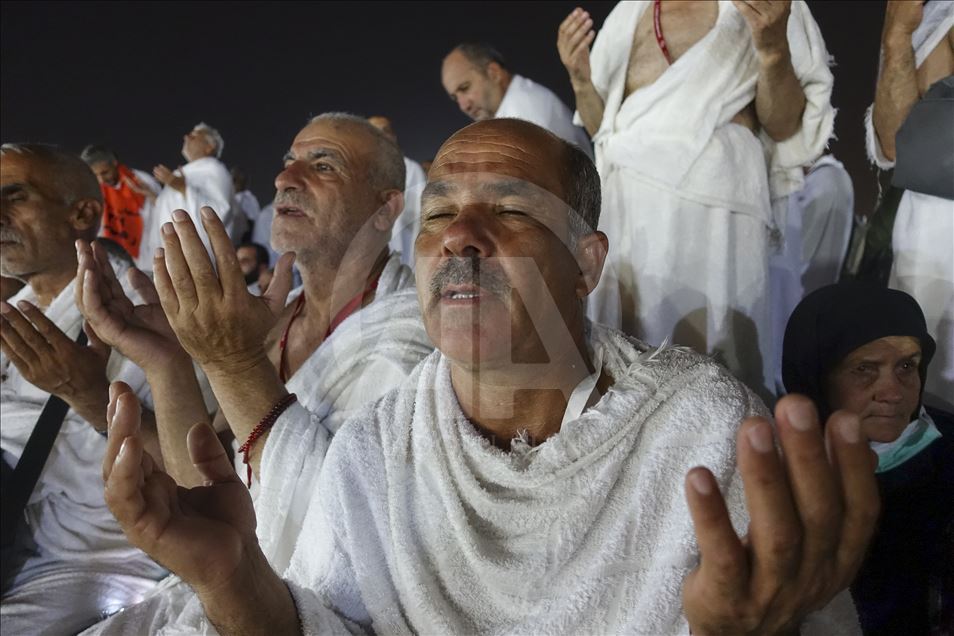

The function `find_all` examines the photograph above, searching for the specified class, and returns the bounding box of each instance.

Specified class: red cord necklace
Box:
[277,275,381,383]
[653,0,674,65]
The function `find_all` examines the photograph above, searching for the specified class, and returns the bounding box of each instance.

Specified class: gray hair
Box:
[452,42,510,73]
[561,142,601,245]
[80,144,118,166]
[194,122,225,158]
[307,112,406,192]
[0,143,102,238]
[1,143,103,206]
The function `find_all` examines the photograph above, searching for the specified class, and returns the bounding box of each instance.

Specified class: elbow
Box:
[765,122,802,143]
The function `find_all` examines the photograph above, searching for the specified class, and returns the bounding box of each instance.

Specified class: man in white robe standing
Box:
[0,144,165,634]
[138,122,236,272]
[442,42,592,156]
[95,120,876,635]
[558,1,834,398]
[368,115,429,268]
[866,0,954,410]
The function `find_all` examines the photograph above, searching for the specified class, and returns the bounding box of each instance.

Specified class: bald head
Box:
[429,119,600,242]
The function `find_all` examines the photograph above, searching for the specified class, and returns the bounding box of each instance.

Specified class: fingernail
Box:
[788,399,815,431]
[172,209,188,222]
[838,418,860,444]
[161,222,175,236]
[200,206,213,219]
[746,421,774,453]
[16,300,30,311]
[0,301,9,314]
[689,471,712,495]
[154,247,164,259]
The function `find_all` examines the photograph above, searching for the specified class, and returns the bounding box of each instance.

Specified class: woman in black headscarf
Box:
[783,282,953,635]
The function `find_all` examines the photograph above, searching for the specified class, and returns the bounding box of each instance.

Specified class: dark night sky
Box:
[2,1,885,214]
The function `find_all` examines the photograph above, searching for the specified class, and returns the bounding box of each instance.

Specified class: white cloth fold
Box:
[496,74,593,158]
[282,325,859,634]
[138,156,236,271]
[1,253,166,633]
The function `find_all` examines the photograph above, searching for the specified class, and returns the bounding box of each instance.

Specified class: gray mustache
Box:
[0,229,21,243]
[273,191,313,209]
[429,257,511,300]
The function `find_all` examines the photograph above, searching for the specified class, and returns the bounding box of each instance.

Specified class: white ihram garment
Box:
[864,1,954,409]
[1,254,166,635]
[496,74,593,157]
[138,156,236,272]
[82,254,434,635]
[388,157,428,269]
[583,0,833,397]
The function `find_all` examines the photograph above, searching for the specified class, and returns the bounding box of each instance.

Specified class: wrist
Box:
[882,29,913,52]
[756,43,791,68]
[68,384,110,432]
[202,347,272,382]
[570,76,593,93]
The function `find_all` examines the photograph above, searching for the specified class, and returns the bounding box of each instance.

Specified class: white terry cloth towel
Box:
[138,155,235,272]
[495,74,593,158]
[1,252,167,635]
[388,156,428,269]
[582,0,833,398]
[864,1,954,410]
[81,255,434,636]
[282,324,860,635]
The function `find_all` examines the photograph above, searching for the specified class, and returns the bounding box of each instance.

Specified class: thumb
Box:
[262,252,296,317]
[187,422,238,484]
[83,320,111,358]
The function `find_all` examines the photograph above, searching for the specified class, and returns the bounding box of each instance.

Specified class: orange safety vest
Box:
[100,164,147,258]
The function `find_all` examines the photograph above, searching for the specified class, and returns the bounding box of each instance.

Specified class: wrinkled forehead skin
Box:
[428,119,568,205]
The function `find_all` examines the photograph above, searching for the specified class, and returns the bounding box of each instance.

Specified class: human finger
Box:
[2,301,53,359]
[558,7,586,34]
[827,410,880,588]
[92,240,128,307]
[160,222,200,312]
[0,321,32,372]
[153,247,181,318]
[127,267,161,305]
[75,239,96,312]
[562,11,592,42]
[684,467,748,601]
[188,422,241,485]
[199,207,244,298]
[263,252,295,316]
[774,395,841,569]
[103,384,139,482]
[171,210,222,299]
[17,300,76,350]
[737,417,801,586]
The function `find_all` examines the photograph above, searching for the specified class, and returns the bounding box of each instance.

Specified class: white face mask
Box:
[869,408,942,474]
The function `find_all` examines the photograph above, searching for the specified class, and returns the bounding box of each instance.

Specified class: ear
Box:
[372,189,405,232]
[70,198,102,235]
[486,62,505,84]
[572,231,608,299]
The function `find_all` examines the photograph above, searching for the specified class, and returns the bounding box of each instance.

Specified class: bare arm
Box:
[734,1,807,142]
[147,355,214,487]
[871,1,925,161]
[558,7,605,137]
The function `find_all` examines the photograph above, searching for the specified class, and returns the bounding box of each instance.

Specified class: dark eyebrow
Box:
[422,178,546,202]
[421,180,455,201]
[0,183,27,197]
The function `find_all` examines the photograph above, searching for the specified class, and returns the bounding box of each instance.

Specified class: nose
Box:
[458,96,475,117]
[440,207,495,259]
[873,372,905,404]
[274,162,305,193]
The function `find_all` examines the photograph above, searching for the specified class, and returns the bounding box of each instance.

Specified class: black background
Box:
[2,1,886,215]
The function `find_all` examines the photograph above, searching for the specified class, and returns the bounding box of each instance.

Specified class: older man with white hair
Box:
[139,122,236,271]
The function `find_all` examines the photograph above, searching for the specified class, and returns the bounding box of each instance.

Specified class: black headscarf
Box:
[782,282,936,422]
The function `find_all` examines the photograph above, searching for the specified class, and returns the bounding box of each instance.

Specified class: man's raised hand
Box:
[558,7,596,87]
[103,381,257,591]
[75,239,185,371]
[732,1,793,56]
[153,207,294,375]
[682,394,879,635]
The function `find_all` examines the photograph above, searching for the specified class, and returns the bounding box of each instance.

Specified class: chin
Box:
[863,416,911,443]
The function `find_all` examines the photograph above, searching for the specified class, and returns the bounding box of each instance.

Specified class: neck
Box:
[450,333,598,449]
[296,246,389,334]
[26,257,77,308]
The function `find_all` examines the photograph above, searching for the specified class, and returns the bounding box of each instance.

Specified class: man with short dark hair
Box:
[441,42,592,155]
[0,143,165,633]
[95,120,872,635]
[80,145,161,261]
[237,241,271,293]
